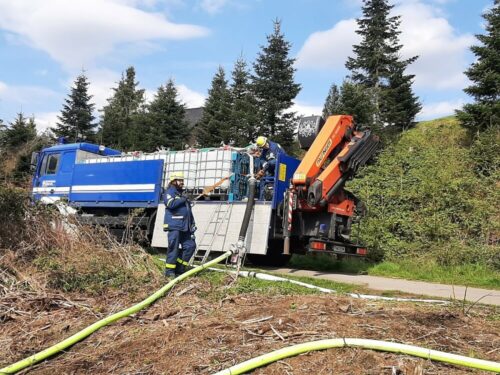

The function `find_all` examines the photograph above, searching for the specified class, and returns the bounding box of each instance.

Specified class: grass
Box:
[369,260,500,289]
[288,253,500,290]
[194,267,359,301]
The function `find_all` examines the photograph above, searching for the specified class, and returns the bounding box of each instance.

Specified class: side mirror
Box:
[30,152,39,171]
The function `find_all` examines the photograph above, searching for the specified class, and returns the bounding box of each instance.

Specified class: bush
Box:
[348,117,500,269]
[0,186,161,295]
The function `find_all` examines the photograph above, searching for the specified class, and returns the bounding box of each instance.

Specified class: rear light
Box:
[310,241,326,250]
[357,247,367,255]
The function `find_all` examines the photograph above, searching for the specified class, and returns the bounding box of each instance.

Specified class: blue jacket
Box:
[260,140,285,166]
[163,185,195,232]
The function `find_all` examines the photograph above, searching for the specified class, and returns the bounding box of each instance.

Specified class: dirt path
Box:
[269,268,500,306]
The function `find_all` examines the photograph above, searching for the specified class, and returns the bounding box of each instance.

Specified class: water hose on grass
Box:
[214,338,500,374]
[208,268,449,304]
[0,251,233,374]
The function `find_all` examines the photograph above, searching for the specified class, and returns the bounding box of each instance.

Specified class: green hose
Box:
[214,338,500,374]
[0,251,232,374]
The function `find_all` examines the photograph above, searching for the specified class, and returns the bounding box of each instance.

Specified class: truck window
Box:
[42,154,61,175]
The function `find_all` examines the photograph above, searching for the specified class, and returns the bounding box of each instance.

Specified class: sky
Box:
[0,0,492,133]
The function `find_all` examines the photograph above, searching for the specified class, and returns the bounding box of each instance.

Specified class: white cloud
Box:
[397,1,474,89]
[418,99,464,120]
[291,101,323,118]
[0,81,60,109]
[84,69,121,110]
[296,19,359,70]
[296,1,473,90]
[199,0,229,14]
[35,112,59,133]
[176,84,206,107]
[0,0,209,68]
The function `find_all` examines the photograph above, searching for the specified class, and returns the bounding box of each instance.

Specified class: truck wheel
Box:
[247,240,291,267]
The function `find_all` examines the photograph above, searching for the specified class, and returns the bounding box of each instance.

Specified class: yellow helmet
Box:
[169,171,184,182]
[256,136,267,148]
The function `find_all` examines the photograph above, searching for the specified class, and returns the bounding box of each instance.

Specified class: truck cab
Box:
[32,142,121,204]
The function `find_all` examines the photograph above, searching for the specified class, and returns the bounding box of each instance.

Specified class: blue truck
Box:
[31,115,378,265]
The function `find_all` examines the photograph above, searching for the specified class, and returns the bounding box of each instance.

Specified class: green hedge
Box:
[348,117,499,269]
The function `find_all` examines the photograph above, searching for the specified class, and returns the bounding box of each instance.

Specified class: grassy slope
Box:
[298,116,500,289]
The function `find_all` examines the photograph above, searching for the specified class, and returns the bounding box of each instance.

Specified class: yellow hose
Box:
[0,251,232,374]
[214,338,500,374]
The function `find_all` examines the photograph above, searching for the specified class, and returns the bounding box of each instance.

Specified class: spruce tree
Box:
[323,80,375,128]
[2,113,37,149]
[383,63,422,131]
[457,1,500,133]
[322,84,342,118]
[54,73,96,142]
[229,57,259,146]
[0,119,5,148]
[252,20,301,149]
[346,0,420,130]
[147,79,190,151]
[195,66,232,147]
[100,66,146,150]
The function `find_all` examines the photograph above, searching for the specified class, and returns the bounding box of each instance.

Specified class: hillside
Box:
[345,116,499,282]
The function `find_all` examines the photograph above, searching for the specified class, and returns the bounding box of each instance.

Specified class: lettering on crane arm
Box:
[316,138,332,167]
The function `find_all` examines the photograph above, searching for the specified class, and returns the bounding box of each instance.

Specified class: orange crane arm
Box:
[292,115,354,186]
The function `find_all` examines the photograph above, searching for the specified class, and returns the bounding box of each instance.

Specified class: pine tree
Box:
[457,1,500,133]
[322,84,342,118]
[195,66,233,147]
[383,63,422,131]
[229,57,259,146]
[323,80,375,128]
[100,66,146,150]
[54,73,96,142]
[147,79,190,151]
[346,0,420,130]
[252,20,301,149]
[2,113,37,149]
[0,119,5,148]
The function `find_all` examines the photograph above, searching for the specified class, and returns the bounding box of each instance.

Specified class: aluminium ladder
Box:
[189,201,233,266]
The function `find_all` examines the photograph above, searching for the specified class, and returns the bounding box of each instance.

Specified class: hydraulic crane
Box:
[282,115,379,256]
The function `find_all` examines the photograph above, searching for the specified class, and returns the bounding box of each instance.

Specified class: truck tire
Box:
[246,239,291,267]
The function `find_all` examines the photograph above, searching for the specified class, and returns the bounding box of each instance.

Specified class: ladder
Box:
[189,202,233,265]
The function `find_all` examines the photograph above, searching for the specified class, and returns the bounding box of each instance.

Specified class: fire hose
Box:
[214,338,500,374]
[0,251,233,374]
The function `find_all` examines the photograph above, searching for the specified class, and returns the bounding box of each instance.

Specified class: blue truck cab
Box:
[32,143,121,203]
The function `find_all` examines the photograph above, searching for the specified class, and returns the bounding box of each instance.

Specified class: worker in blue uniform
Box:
[162,172,196,277]
[255,136,286,177]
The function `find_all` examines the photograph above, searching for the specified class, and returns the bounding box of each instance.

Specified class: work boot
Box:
[175,265,185,276]
[164,270,176,279]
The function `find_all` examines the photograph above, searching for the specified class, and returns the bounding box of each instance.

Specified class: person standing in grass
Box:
[162,172,196,277]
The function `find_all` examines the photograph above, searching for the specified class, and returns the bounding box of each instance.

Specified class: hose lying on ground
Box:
[0,251,233,374]
[214,338,500,374]
[209,268,449,304]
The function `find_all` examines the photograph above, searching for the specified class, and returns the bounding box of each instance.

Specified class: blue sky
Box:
[0,0,492,132]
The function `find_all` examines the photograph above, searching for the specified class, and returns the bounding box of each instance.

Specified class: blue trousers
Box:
[165,230,196,275]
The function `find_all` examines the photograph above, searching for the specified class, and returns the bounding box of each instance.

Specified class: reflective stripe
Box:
[172,216,183,219]
[166,198,174,206]
[165,263,176,269]
[177,258,189,266]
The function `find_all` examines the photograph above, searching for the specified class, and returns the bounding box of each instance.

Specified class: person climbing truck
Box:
[255,136,286,178]
[163,172,197,277]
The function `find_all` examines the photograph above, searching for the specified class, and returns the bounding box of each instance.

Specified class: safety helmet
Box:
[169,171,184,182]
[256,136,267,148]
